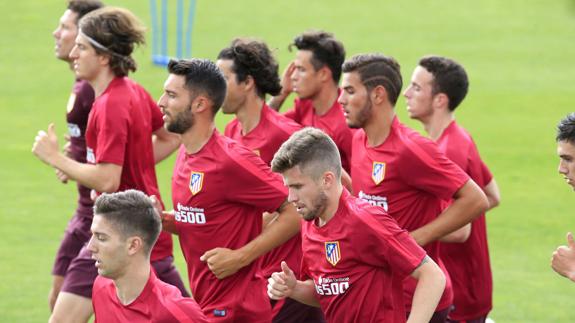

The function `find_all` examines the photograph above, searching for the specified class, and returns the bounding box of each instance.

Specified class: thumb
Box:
[567,232,575,248]
[48,123,57,139]
[281,261,293,276]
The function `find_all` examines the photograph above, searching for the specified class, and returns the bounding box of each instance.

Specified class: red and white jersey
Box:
[301,189,426,323]
[437,121,493,320]
[224,103,303,279]
[171,130,288,322]
[284,93,353,173]
[92,270,208,323]
[351,116,469,312]
[85,77,172,261]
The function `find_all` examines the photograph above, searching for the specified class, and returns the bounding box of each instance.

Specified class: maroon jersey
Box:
[67,79,94,217]
[301,189,426,323]
[92,270,208,323]
[351,116,469,312]
[224,103,302,278]
[85,77,172,261]
[171,131,288,321]
[437,121,493,320]
[284,93,353,173]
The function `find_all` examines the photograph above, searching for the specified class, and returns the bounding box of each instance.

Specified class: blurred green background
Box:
[1,0,574,321]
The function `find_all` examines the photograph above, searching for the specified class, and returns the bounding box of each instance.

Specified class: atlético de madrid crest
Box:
[189,171,204,195]
[325,241,341,266]
[372,162,386,185]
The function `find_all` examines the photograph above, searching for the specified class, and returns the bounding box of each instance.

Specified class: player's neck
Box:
[89,68,117,97]
[317,184,343,227]
[236,96,264,135]
[114,262,150,305]
[425,112,455,141]
[363,107,395,147]
[310,84,339,116]
[181,121,216,154]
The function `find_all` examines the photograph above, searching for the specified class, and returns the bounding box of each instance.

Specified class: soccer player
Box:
[267,127,446,322]
[48,0,103,312]
[404,56,501,323]
[339,53,489,322]
[158,58,301,321]
[90,190,208,323]
[33,7,186,323]
[217,38,323,322]
[268,30,353,174]
[551,113,575,282]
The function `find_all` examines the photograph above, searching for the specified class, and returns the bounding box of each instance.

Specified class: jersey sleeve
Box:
[222,143,288,212]
[355,206,427,277]
[93,102,128,166]
[399,134,469,200]
[467,141,493,188]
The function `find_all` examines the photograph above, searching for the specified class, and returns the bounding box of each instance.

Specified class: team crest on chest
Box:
[189,171,204,195]
[325,241,341,267]
[372,162,386,185]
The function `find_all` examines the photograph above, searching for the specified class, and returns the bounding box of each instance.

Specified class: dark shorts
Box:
[60,247,188,299]
[447,316,487,323]
[271,298,325,323]
[51,213,92,277]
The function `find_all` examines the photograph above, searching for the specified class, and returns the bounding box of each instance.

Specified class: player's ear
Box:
[318,65,332,83]
[322,171,336,189]
[372,85,387,105]
[193,96,211,113]
[243,75,255,92]
[433,93,449,111]
[127,236,143,256]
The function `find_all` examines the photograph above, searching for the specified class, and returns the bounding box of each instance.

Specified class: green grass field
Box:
[1,0,574,321]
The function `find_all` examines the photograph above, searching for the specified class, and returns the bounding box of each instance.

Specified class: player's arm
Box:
[439,223,471,243]
[410,179,488,246]
[407,256,446,323]
[268,62,295,111]
[341,168,353,193]
[200,200,300,279]
[483,178,501,211]
[153,127,181,163]
[32,124,121,193]
[267,261,320,307]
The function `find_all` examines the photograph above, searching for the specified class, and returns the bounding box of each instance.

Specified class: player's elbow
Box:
[98,179,120,193]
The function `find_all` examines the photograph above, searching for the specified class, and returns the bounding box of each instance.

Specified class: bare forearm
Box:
[290,279,321,307]
[411,180,487,246]
[153,132,181,163]
[237,203,300,266]
[49,153,120,193]
[408,258,445,323]
[268,93,289,111]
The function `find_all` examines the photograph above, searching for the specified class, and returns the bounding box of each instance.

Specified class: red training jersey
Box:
[284,92,353,173]
[301,189,426,323]
[350,116,469,312]
[171,130,288,322]
[436,121,493,320]
[92,270,208,323]
[85,77,172,261]
[224,103,303,279]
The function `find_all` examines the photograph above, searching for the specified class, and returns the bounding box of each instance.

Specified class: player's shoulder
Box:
[224,118,240,137]
[264,107,302,133]
[93,275,114,296]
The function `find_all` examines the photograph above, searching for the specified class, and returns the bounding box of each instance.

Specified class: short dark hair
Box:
[79,7,145,77]
[94,190,161,256]
[342,53,403,106]
[419,56,469,111]
[557,113,575,143]
[167,58,227,115]
[272,127,341,181]
[67,0,104,22]
[290,30,345,83]
[217,38,282,98]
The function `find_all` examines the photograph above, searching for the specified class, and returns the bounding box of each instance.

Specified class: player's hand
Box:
[32,123,60,165]
[200,247,246,279]
[551,232,575,282]
[279,62,296,96]
[55,168,69,184]
[267,261,296,300]
[63,134,72,157]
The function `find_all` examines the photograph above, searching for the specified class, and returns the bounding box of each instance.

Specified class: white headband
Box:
[78,29,129,60]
